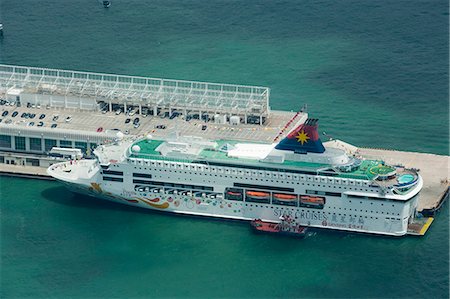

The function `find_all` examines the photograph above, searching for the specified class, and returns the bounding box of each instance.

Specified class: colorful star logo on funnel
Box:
[296,129,310,145]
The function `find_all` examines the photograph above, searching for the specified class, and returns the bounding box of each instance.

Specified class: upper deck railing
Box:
[0,64,270,115]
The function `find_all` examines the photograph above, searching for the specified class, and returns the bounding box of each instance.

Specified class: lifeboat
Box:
[300,195,325,205]
[246,191,270,199]
[227,191,242,196]
[273,193,297,201]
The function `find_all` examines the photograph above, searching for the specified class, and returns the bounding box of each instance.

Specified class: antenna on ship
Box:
[300,104,307,113]
[322,131,334,141]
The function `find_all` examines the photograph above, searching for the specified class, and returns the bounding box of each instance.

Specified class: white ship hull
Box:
[50,158,422,237]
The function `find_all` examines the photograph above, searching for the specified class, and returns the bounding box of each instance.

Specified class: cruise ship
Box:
[47,117,423,236]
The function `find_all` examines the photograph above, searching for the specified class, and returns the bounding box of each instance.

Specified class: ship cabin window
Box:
[245,190,270,204]
[234,182,294,193]
[103,170,123,176]
[103,176,123,182]
[133,173,152,179]
[306,190,341,197]
[272,193,298,207]
[299,195,325,209]
[225,188,244,201]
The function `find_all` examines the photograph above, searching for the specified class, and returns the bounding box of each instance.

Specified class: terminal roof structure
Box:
[0,64,270,116]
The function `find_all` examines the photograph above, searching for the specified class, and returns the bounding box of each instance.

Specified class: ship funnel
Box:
[275,118,325,154]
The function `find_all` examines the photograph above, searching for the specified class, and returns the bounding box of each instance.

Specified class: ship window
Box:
[103,170,123,176]
[234,182,294,193]
[103,176,123,182]
[133,173,152,179]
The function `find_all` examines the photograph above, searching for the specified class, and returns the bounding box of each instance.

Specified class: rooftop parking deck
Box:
[0,103,301,143]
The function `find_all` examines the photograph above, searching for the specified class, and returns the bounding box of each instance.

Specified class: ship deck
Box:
[130,138,389,181]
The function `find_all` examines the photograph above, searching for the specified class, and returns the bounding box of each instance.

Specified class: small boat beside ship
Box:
[251,216,307,237]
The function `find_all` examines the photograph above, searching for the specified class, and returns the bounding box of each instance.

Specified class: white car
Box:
[129,110,136,116]
[115,110,121,115]
[65,116,72,122]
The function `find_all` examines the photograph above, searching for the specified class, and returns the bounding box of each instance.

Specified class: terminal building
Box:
[0,64,270,124]
[0,64,275,168]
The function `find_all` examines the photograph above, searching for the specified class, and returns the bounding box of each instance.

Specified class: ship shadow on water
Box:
[40,186,250,226]
[40,186,154,215]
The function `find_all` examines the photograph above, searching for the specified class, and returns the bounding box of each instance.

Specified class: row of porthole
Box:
[240,204,398,220]
[129,159,371,186]
[331,206,399,215]
[129,166,377,193]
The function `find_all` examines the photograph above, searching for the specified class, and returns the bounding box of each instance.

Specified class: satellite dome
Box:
[132,145,141,152]
[116,131,124,139]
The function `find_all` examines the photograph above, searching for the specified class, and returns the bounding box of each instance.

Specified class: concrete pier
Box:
[0,163,53,180]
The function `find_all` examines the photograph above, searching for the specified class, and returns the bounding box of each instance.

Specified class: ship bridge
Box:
[0,64,270,125]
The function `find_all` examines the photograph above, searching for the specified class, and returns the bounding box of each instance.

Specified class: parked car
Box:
[97,127,103,132]
[52,115,59,121]
[155,124,166,129]
[39,113,46,119]
[28,122,35,126]
[65,116,72,122]
[133,117,140,124]
[29,113,36,119]
[115,110,121,115]
[169,112,181,119]
[51,123,57,128]
[201,125,207,131]
[2,111,8,117]
[133,122,140,128]
[37,121,44,127]
[125,118,131,124]
[12,111,18,117]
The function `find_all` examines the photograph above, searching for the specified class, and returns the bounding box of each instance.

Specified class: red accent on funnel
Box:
[286,118,320,141]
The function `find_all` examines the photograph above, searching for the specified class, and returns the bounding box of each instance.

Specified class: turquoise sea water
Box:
[0,0,448,298]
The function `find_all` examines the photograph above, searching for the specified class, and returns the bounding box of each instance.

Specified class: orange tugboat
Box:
[250,216,307,237]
